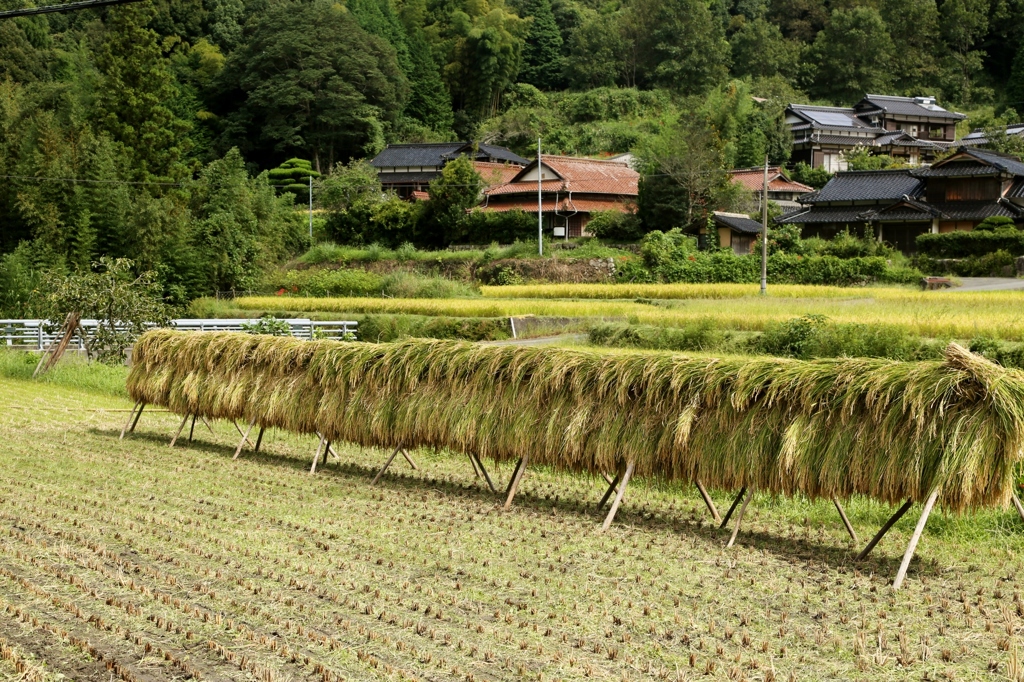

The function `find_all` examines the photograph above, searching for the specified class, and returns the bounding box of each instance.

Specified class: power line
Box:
[0,0,147,19]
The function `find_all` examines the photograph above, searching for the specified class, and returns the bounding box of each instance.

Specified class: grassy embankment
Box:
[1,361,1024,679]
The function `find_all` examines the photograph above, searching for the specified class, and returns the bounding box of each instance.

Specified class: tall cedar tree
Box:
[515,0,564,90]
[219,0,407,171]
[400,0,455,132]
[94,4,192,182]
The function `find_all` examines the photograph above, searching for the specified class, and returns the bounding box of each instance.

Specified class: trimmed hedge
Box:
[357,314,510,342]
[916,231,1024,258]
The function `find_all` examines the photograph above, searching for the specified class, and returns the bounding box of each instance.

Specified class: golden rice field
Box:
[237,288,1024,340]
[479,283,898,300]
[4,373,1024,681]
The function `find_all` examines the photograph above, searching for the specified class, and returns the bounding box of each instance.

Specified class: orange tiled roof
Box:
[485,156,640,197]
[730,167,814,193]
[474,161,524,186]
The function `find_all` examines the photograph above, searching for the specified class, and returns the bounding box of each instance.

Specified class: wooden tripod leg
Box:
[596,473,621,511]
[472,453,497,494]
[694,479,721,524]
[892,489,940,590]
[1012,492,1024,523]
[726,490,752,547]
[188,415,197,443]
[322,441,330,466]
[253,427,265,454]
[120,401,141,440]
[169,414,189,448]
[504,457,525,497]
[601,461,635,531]
[467,452,481,478]
[833,498,858,543]
[232,420,255,448]
[200,415,214,435]
[129,403,145,434]
[233,419,256,460]
[720,487,747,529]
[400,448,418,470]
[856,498,914,560]
[310,436,326,474]
[372,446,402,485]
[503,455,529,510]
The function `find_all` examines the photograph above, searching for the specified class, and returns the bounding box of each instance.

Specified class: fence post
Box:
[37,323,43,351]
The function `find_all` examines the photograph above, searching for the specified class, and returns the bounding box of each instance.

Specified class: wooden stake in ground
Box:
[311,436,332,474]
[33,312,81,378]
[856,498,914,560]
[372,446,403,484]
[400,448,418,470]
[120,401,142,440]
[833,498,858,543]
[720,488,747,529]
[1012,492,1024,523]
[232,420,255,448]
[253,426,265,454]
[233,418,256,460]
[600,460,635,531]
[694,480,721,524]
[467,452,481,478]
[892,488,940,590]
[169,414,190,448]
[471,453,497,494]
[596,471,622,511]
[187,415,198,443]
[726,489,752,547]
[503,455,529,510]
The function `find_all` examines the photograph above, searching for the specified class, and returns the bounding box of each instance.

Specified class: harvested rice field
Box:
[3,376,1024,681]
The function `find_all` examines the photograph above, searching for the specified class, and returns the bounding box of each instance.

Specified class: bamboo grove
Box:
[126,330,1024,515]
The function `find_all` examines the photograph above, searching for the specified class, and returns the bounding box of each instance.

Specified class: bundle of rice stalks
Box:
[128,330,1024,512]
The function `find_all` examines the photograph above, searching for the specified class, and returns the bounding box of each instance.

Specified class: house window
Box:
[822,153,847,173]
[929,127,944,139]
[909,125,919,137]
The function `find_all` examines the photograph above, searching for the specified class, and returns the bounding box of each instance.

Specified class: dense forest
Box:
[0,0,1022,310]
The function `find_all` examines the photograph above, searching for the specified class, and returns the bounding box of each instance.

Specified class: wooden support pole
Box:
[120,401,141,440]
[232,420,255,448]
[169,414,190,448]
[188,414,197,443]
[720,487,747,529]
[200,415,214,435]
[253,426,265,454]
[596,472,621,511]
[833,498,858,543]
[726,490,752,547]
[503,455,529,510]
[892,489,940,590]
[467,452,482,478]
[129,403,145,434]
[472,453,497,494]
[233,419,256,460]
[694,479,721,524]
[322,441,331,466]
[311,436,327,474]
[372,446,402,485]
[504,457,524,497]
[601,460,635,531]
[1012,492,1024,523]
[400,448,418,470]
[856,498,914,561]
[602,472,615,486]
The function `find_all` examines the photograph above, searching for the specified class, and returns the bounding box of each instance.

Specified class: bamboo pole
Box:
[1012,493,1024,523]
[232,420,255,448]
[833,498,858,543]
[253,426,265,454]
[311,436,327,474]
[892,488,940,590]
[120,401,141,440]
[169,414,189,448]
[128,403,145,434]
[601,460,635,531]
[467,452,481,478]
[596,472,621,511]
[472,453,497,494]
[400,448,418,470]
[720,488,747,529]
[504,457,524,497]
[188,414,197,443]
[694,480,721,524]
[199,415,214,435]
[726,489,752,547]
[856,499,914,560]
[504,454,529,510]
[372,446,402,485]
[233,419,256,460]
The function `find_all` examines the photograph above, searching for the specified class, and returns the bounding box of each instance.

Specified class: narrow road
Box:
[952,277,1024,292]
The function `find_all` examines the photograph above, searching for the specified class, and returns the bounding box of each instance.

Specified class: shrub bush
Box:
[916,230,1024,258]
[754,315,939,360]
[586,211,643,241]
[460,210,536,244]
[357,314,510,342]
[588,320,728,352]
[970,337,1024,369]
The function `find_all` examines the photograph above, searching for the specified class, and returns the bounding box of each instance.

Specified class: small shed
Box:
[710,212,763,255]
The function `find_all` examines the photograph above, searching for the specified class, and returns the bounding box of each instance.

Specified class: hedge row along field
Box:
[127,331,1024,586]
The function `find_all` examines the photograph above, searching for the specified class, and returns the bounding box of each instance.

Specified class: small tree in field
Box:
[39,258,172,364]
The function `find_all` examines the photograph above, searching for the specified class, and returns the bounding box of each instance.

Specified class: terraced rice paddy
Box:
[2,374,1024,680]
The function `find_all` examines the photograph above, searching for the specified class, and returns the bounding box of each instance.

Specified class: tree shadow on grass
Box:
[97,425,941,585]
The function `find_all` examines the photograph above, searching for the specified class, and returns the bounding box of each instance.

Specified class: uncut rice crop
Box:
[235,290,1024,340]
[479,283,886,300]
[129,330,1024,513]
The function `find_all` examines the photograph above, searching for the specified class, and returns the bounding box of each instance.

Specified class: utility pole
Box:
[760,155,769,296]
[308,174,313,241]
[537,137,543,256]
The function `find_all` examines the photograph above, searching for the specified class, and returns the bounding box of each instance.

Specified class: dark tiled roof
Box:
[1008,179,1024,199]
[913,147,1024,177]
[378,171,440,184]
[802,170,924,204]
[371,143,465,168]
[475,144,530,165]
[926,201,1024,221]
[776,206,873,224]
[788,105,878,131]
[857,95,966,120]
[713,213,763,234]
[796,134,879,147]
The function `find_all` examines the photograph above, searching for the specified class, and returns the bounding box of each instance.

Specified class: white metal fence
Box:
[0,319,359,351]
